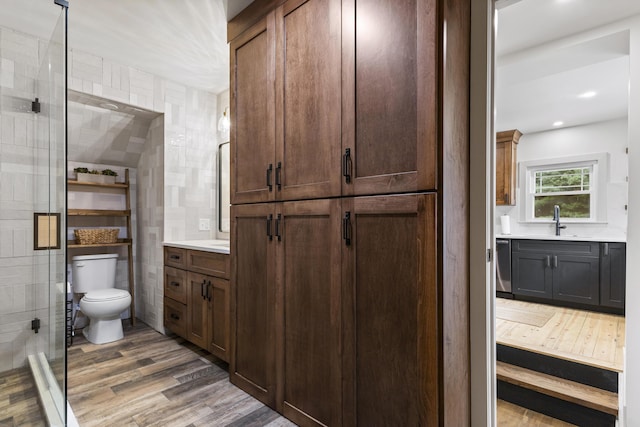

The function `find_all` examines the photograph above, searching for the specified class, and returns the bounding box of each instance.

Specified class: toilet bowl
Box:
[80,289,131,344]
[72,253,131,344]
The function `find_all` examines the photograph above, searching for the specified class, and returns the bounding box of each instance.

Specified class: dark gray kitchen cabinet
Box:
[600,242,626,310]
[511,251,553,299]
[512,240,600,306]
[552,254,599,306]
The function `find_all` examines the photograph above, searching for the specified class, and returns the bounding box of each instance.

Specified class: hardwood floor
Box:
[0,366,45,427]
[497,399,576,426]
[496,298,625,371]
[4,309,607,427]
[68,321,296,427]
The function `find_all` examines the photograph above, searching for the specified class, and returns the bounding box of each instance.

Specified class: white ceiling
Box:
[2,0,637,133]
[496,0,640,134]
[0,0,255,94]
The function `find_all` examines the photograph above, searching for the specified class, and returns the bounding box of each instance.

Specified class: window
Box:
[520,153,608,222]
[533,166,592,219]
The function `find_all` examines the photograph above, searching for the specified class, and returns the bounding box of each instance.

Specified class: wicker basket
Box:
[74,228,119,245]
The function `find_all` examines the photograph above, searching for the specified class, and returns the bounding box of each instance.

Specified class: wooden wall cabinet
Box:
[231,0,439,205]
[231,194,439,426]
[163,247,230,362]
[229,0,471,424]
[230,0,342,205]
[496,129,521,206]
[230,200,342,426]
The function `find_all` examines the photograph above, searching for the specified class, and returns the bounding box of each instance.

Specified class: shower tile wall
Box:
[0,27,54,371]
[68,48,220,333]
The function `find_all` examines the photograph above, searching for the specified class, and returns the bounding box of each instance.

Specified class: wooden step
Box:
[496,361,618,416]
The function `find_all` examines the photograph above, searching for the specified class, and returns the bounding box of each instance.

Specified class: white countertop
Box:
[496,234,626,243]
[163,239,230,254]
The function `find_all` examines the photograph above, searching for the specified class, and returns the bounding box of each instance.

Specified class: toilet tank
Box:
[72,253,118,293]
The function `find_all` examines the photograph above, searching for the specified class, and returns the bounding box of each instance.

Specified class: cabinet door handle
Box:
[267,214,273,241]
[546,255,551,268]
[343,211,351,246]
[275,214,282,242]
[169,255,181,260]
[503,193,509,203]
[206,281,212,302]
[201,280,207,300]
[603,243,609,256]
[553,255,558,269]
[266,163,273,192]
[170,313,180,321]
[276,162,282,190]
[170,281,180,287]
[342,148,351,183]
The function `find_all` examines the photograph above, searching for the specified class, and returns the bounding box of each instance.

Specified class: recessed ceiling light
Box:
[578,91,597,98]
[553,121,564,127]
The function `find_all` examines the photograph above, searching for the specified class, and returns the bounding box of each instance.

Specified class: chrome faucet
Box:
[552,205,567,236]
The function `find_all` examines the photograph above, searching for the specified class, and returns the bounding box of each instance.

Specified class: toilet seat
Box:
[83,289,129,302]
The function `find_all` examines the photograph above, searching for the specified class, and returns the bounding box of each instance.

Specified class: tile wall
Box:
[68,46,220,334]
[0,26,59,371]
[1,22,223,370]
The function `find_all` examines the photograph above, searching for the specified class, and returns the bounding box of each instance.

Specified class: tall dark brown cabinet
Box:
[229,0,471,425]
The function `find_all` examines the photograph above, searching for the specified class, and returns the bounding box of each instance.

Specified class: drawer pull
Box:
[169,255,181,260]
[342,148,351,183]
[276,162,282,190]
[275,214,282,242]
[170,281,180,287]
[170,313,180,321]
[267,163,273,191]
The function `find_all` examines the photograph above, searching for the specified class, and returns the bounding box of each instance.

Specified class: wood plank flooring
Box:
[0,366,45,427]
[3,310,605,427]
[496,298,625,372]
[67,321,296,427]
[497,399,576,426]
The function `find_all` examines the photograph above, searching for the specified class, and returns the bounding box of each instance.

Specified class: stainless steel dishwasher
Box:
[496,239,512,296]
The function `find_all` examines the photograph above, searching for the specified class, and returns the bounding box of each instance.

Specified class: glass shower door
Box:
[30,5,67,426]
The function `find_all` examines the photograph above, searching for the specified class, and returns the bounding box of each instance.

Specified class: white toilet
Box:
[72,253,131,344]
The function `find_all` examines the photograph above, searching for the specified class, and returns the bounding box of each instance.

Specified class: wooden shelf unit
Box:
[67,169,136,326]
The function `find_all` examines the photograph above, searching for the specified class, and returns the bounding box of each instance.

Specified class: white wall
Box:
[496,118,628,241]
[624,14,640,427]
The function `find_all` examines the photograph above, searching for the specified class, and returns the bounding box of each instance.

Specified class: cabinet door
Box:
[277,199,342,425]
[512,251,553,299]
[231,15,276,205]
[553,255,600,306]
[230,203,277,407]
[342,0,437,195]
[186,272,209,349]
[342,193,438,426]
[600,243,626,310]
[495,140,515,205]
[275,0,342,201]
[208,278,230,362]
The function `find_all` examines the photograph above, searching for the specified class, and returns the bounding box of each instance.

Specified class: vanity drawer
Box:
[164,297,187,338]
[187,250,230,279]
[164,266,187,304]
[164,247,187,269]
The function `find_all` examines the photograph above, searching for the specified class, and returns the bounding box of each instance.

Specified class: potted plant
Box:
[74,167,118,184]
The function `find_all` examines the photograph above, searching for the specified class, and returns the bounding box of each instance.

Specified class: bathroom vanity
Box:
[162,240,230,362]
